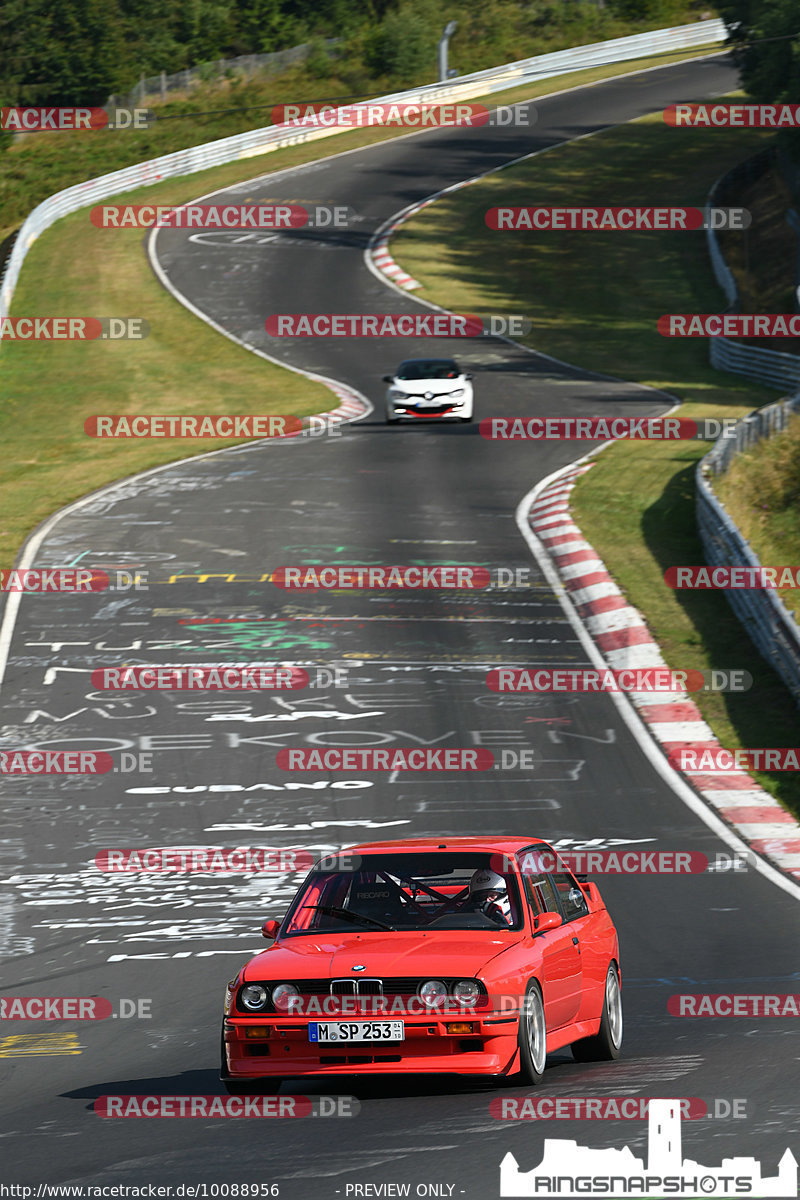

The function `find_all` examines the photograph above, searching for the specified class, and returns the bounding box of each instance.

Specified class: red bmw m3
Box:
[220,836,622,1091]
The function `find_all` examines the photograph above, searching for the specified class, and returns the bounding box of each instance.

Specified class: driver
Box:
[460,868,512,926]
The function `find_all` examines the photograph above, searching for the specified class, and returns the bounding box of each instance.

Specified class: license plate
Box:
[308,1021,405,1043]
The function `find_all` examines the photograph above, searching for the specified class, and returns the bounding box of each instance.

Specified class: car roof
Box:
[344,836,551,855]
[396,358,457,366]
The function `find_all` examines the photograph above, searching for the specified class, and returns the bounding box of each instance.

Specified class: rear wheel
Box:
[515,980,547,1084]
[571,962,622,1062]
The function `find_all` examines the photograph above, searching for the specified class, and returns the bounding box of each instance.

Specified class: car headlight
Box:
[389,389,408,401]
[419,979,447,1007]
[271,983,300,1012]
[448,389,465,399]
[240,984,269,1012]
[452,979,480,1004]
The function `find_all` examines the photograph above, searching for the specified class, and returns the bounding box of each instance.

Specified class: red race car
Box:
[220,836,622,1091]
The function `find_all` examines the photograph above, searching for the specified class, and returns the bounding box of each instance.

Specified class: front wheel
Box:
[571,962,622,1062]
[515,980,547,1084]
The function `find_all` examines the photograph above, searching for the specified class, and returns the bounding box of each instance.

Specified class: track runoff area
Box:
[1,50,798,1200]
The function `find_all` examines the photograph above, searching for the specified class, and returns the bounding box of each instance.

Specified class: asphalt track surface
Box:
[1,53,799,1196]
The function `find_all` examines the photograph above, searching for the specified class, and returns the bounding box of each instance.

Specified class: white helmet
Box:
[469,868,506,897]
[469,869,511,922]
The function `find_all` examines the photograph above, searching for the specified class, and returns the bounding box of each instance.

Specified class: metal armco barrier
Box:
[0,18,725,320]
[697,395,800,704]
[705,148,800,389]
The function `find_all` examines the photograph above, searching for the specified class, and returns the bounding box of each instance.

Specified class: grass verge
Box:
[0,45,725,571]
[389,104,800,819]
[716,413,800,620]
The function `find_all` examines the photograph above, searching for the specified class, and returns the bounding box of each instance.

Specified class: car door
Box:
[523,871,583,1029]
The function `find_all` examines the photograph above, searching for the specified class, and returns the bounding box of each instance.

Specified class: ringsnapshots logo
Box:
[486,207,749,231]
[499,1098,797,1197]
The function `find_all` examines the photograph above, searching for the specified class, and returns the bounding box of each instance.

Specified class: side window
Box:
[551,871,589,920]
[523,873,561,916]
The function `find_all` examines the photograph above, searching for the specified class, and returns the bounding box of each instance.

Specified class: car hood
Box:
[392,378,464,394]
[242,930,517,981]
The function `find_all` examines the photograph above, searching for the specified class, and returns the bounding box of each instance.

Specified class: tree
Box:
[719,0,800,103]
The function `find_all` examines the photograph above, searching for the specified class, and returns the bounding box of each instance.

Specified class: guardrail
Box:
[697,395,800,704]
[0,18,725,320]
[705,148,800,389]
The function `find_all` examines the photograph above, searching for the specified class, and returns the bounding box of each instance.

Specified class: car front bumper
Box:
[223,1014,519,1078]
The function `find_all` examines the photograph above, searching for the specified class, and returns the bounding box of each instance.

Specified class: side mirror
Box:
[465,373,474,380]
[261,918,280,940]
[533,911,562,934]
[382,375,395,383]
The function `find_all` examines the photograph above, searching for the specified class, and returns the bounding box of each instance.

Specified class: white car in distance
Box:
[383,358,474,424]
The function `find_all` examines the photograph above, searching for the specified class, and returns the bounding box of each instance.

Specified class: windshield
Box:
[281,852,523,935]
[395,360,460,381]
